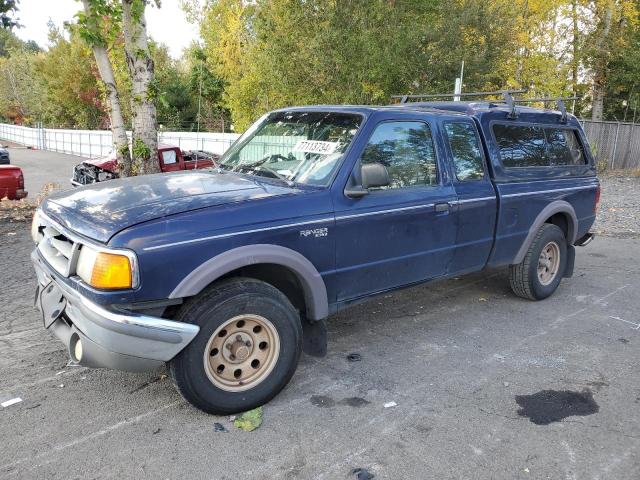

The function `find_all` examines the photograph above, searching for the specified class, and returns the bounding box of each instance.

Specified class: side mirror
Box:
[344,163,390,198]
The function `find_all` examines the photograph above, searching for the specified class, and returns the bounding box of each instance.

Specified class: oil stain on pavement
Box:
[310,395,370,408]
[515,389,599,425]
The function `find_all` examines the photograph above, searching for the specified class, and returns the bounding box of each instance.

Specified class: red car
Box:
[71,144,219,186]
[0,165,27,200]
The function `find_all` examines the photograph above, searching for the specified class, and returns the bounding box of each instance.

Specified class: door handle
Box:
[434,202,450,213]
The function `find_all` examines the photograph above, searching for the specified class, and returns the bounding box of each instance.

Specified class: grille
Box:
[35,216,80,277]
[72,164,96,185]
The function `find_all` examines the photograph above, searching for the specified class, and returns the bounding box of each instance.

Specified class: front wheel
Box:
[509,223,567,300]
[169,278,302,414]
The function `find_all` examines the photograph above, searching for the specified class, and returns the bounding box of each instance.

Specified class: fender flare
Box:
[169,244,329,321]
[512,200,578,264]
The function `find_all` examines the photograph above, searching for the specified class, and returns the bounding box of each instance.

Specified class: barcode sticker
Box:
[292,140,339,155]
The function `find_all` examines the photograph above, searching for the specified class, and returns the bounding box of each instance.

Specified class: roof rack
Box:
[390,89,577,123]
[391,89,527,104]
[513,97,579,124]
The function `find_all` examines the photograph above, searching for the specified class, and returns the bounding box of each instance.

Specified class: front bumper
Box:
[32,250,199,372]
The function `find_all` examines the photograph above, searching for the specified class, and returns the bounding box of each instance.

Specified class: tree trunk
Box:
[122,0,159,175]
[571,0,579,97]
[592,1,613,121]
[82,0,132,176]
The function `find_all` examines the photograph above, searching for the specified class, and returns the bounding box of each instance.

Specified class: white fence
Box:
[0,123,240,159]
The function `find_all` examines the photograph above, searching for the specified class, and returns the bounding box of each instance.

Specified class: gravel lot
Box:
[1,150,639,479]
[593,175,640,238]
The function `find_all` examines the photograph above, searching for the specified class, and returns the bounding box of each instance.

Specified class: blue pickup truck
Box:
[31,92,599,413]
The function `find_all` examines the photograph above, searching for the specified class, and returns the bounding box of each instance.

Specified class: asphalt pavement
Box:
[0,149,638,479]
[2,144,79,198]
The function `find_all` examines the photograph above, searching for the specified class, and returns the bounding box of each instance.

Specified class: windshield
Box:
[219,111,363,186]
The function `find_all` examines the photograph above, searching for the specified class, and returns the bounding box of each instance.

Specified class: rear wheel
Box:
[169,278,302,414]
[509,223,567,300]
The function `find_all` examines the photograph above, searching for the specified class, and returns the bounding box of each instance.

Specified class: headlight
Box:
[31,210,40,243]
[76,245,137,290]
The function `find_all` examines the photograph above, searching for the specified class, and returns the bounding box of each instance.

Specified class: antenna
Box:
[195,45,203,168]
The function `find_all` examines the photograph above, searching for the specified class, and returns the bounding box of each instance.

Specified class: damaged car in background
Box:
[71,144,219,185]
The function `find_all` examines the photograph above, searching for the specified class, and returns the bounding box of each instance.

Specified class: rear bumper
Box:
[575,232,595,247]
[32,250,199,372]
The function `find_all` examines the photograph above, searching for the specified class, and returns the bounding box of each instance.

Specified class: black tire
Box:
[509,223,567,301]
[169,277,302,414]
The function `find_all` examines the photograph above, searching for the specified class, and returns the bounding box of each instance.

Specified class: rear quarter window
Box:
[545,128,586,166]
[444,122,485,181]
[493,124,547,167]
[493,123,587,168]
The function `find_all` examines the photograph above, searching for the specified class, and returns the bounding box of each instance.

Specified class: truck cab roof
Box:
[270,101,578,127]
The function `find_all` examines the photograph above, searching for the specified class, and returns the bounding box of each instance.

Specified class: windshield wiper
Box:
[258,167,295,187]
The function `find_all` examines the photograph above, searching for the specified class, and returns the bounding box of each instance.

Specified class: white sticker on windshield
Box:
[293,140,339,155]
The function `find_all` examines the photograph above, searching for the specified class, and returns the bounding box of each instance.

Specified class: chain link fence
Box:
[580,120,640,170]
[1,120,638,170]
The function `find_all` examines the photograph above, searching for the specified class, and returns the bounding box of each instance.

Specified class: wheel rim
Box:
[537,241,561,286]
[203,314,280,392]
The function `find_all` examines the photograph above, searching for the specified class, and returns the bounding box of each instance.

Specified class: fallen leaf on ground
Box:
[234,407,263,432]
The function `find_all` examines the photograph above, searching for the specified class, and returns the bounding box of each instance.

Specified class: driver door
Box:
[332,119,458,302]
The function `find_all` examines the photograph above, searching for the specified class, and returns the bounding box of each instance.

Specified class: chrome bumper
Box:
[32,250,199,372]
[575,232,595,247]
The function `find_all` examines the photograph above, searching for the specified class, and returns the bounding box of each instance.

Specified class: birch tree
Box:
[122,0,159,175]
[78,0,132,174]
[590,0,615,120]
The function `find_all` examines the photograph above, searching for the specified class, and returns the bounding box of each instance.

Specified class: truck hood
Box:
[42,171,297,243]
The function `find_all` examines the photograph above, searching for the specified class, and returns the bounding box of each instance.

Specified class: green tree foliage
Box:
[1,0,640,130]
[601,4,640,121]
[201,0,439,130]
[0,0,19,29]
[184,43,228,131]
[198,0,640,128]
[36,26,106,128]
[0,44,43,123]
[0,21,218,131]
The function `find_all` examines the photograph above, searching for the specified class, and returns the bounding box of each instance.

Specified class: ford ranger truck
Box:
[31,98,599,414]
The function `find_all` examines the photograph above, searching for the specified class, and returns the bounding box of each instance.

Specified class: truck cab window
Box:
[162,150,177,165]
[545,128,585,166]
[444,122,485,181]
[360,121,437,189]
[493,124,547,167]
